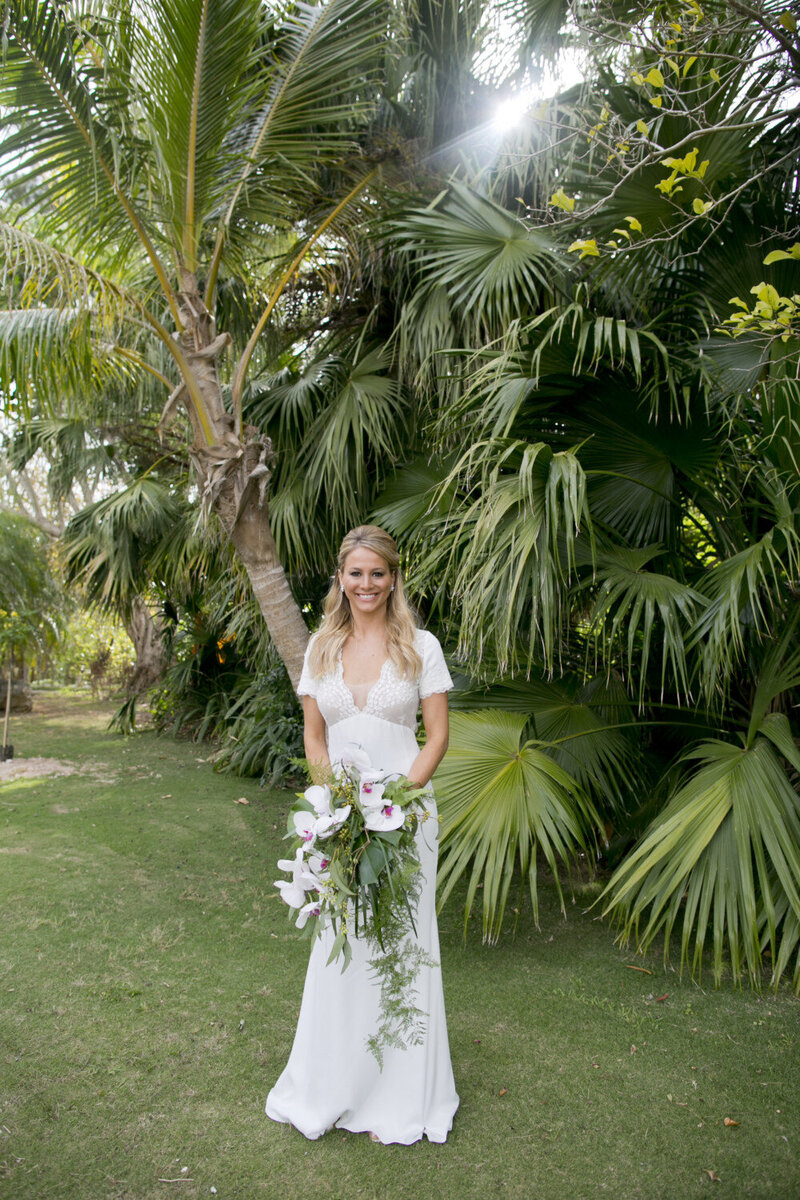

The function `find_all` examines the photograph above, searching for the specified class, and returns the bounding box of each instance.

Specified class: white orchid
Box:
[316,805,352,839]
[358,774,386,810]
[292,805,351,845]
[292,810,319,845]
[304,784,332,816]
[274,876,308,908]
[338,743,372,775]
[306,850,332,884]
[275,847,319,907]
[363,802,406,832]
[295,899,322,929]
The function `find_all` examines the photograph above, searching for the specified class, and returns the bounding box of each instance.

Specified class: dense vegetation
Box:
[1,0,799,988]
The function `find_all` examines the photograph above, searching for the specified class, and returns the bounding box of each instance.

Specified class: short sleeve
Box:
[418,631,454,699]
[297,638,317,697]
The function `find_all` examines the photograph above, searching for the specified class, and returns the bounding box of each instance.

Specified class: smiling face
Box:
[338,546,395,618]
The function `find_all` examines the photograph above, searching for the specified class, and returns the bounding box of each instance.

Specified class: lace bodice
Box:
[298,629,453,731]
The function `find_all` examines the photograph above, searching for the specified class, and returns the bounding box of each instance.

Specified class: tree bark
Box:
[166,278,310,691]
[190,425,311,689]
[124,596,169,695]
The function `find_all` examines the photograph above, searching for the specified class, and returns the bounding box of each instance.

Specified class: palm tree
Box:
[0,0,412,685]
[373,3,800,986]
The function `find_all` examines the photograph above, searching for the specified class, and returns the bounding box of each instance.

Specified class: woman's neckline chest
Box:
[339,639,390,688]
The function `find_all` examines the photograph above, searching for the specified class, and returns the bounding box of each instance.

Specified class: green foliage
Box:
[212,666,305,787]
[0,511,63,661]
[61,480,189,617]
[45,611,135,691]
[148,587,304,787]
[375,0,800,977]
[434,710,600,941]
[450,671,640,816]
[600,720,800,991]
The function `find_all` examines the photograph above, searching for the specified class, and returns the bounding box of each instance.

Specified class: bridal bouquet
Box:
[274,745,434,1063]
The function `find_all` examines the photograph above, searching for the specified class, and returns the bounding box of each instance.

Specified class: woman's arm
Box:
[406,691,449,787]
[302,695,331,784]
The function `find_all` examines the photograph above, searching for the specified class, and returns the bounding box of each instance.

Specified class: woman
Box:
[266,525,459,1145]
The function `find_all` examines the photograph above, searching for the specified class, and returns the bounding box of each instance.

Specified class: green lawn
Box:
[1,695,798,1200]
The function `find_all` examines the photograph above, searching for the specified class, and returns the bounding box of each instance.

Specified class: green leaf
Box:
[326,927,346,966]
[601,736,800,988]
[585,545,705,703]
[435,711,599,942]
[763,245,800,265]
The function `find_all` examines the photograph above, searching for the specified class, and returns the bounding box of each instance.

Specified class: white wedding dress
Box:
[265,629,459,1144]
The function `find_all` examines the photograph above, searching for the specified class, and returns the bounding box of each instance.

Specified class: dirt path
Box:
[0,756,79,782]
[0,691,127,783]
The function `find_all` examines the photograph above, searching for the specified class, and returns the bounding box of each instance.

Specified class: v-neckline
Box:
[338,652,390,712]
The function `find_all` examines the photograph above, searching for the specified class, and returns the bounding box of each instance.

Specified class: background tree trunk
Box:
[124,597,169,696]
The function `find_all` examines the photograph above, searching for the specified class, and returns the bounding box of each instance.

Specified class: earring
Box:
[340,585,344,594]
[390,585,395,592]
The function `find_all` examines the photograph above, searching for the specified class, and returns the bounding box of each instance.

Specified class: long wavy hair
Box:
[307,525,422,681]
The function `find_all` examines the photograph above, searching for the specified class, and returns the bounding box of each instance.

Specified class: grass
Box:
[1,694,798,1200]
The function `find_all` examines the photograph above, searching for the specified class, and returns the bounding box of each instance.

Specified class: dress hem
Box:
[266,1105,457,1146]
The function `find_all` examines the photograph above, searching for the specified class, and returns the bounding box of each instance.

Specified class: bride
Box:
[265,524,459,1144]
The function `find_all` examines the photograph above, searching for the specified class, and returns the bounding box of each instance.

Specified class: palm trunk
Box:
[124,596,169,695]
[229,492,310,689]
[191,422,310,689]
[168,277,310,691]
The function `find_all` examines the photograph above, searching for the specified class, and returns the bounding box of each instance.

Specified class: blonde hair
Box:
[307,525,422,681]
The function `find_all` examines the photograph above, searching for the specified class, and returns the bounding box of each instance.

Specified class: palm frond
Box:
[61,478,187,613]
[418,437,591,671]
[132,0,263,267]
[0,221,129,320]
[600,728,800,990]
[0,511,56,610]
[393,182,563,394]
[690,486,800,699]
[435,710,599,941]
[585,544,704,704]
[451,671,638,815]
[371,457,456,543]
[745,621,800,750]
[1,1,177,304]
[299,346,406,525]
[209,0,391,276]
[0,307,133,410]
[526,293,674,407]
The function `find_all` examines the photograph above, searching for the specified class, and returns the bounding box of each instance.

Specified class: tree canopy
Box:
[2,0,799,989]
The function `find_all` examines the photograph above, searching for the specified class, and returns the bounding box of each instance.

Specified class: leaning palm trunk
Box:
[0,0,392,692]
[167,279,309,688]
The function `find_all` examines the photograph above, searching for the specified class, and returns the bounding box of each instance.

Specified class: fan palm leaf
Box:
[371,457,457,544]
[599,719,800,990]
[450,672,638,815]
[61,477,187,614]
[690,491,800,699]
[392,181,564,394]
[584,544,705,703]
[419,437,591,670]
[434,710,600,941]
